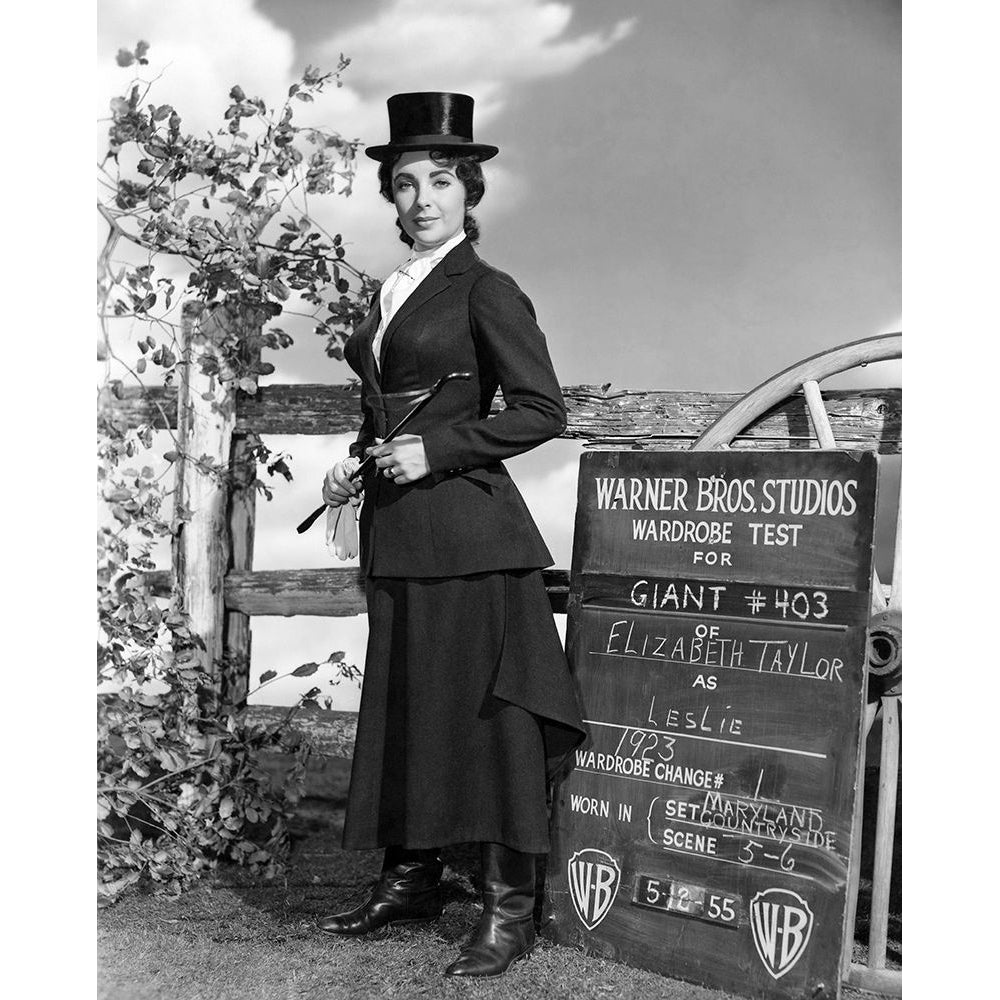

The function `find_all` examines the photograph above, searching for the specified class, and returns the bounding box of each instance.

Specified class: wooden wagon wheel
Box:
[690,332,902,996]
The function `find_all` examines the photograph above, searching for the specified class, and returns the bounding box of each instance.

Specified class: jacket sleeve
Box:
[421,270,567,472]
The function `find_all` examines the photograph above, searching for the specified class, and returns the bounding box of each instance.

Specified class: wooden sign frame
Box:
[545,450,879,1000]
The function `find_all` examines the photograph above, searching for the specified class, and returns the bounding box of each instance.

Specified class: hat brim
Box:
[365,139,499,162]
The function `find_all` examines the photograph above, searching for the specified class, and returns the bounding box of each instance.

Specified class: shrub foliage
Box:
[97,42,369,903]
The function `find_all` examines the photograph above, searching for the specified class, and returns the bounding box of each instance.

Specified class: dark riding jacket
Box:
[342,237,566,578]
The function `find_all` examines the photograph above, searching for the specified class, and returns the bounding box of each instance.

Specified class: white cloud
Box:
[303,0,635,274]
[319,0,635,116]
[515,450,583,567]
[97,1,633,277]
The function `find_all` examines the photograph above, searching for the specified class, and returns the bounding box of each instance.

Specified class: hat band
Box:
[387,133,476,146]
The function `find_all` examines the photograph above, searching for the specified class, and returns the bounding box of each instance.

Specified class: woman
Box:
[318,92,586,978]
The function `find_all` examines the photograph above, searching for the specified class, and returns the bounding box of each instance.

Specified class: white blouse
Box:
[371,229,467,371]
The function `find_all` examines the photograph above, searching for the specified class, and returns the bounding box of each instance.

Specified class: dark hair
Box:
[377,149,486,247]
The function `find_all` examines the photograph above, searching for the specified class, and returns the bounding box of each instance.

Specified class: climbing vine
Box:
[97,41,370,903]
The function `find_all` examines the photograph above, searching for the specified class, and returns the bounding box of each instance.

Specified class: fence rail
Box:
[101,381,901,451]
[140,566,570,616]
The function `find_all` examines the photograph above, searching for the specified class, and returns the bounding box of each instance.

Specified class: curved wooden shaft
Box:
[691,332,901,451]
[802,379,838,449]
[688,333,904,990]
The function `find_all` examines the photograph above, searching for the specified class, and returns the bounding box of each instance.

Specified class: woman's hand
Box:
[367,434,430,484]
[322,457,362,507]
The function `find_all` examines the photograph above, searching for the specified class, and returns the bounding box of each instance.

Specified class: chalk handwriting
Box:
[647,695,744,737]
[599,618,845,682]
[700,791,836,852]
[614,726,676,764]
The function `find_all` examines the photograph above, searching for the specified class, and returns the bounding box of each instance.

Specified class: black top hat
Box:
[365,92,499,162]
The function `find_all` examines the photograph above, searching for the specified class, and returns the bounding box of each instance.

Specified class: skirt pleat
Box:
[342,568,586,853]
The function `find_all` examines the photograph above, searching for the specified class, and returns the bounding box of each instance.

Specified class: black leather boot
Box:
[319,846,443,935]
[444,843,536,977]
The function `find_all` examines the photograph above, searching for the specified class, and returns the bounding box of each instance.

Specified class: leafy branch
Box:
[97,40,366,904]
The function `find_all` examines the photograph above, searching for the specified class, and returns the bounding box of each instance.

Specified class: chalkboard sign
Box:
[545,450,878,1000]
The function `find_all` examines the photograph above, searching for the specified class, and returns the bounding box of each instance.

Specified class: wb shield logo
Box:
[750,888,815,980]
[568,849,621,930]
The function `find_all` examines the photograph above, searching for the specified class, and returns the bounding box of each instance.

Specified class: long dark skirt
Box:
[342,568,586,854]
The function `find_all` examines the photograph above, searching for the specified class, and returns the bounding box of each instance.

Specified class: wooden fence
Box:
[99,314,902,993]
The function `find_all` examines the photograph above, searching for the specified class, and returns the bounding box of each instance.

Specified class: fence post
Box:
[221,343,260,711]
[868,695,900,968]
[172,303,237,707]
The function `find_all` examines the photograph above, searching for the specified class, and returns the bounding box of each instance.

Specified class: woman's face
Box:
[391,151,467,250]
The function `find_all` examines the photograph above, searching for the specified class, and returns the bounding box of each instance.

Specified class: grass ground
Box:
[97,758,900,1000]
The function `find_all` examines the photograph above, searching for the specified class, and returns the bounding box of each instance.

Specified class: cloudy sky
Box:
[97,0,900,709]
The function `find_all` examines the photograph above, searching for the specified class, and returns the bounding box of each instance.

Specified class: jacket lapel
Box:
[378,238,479,372]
